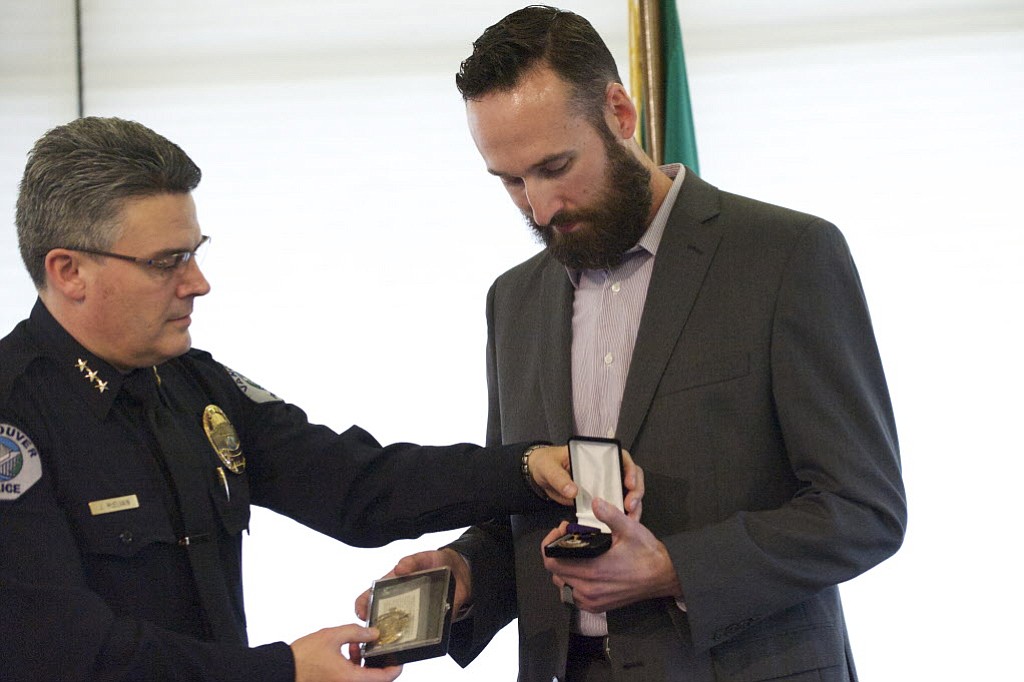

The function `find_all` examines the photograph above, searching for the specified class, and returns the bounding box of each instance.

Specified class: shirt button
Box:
[611,282,621,293]
[606,428,615,438]
[119,530,134,545]
[604,353,614,365]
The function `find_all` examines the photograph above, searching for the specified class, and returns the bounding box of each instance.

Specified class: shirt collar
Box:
[27,298,130,419]
[638,163,686,259]
[566,163,686,286]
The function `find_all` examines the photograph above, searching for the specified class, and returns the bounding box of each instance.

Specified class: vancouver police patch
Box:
[0,424,42,501]
[223,366,282,404]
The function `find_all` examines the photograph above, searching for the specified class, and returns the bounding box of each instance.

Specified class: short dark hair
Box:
[456,5,621,126]
[16,116,201,289]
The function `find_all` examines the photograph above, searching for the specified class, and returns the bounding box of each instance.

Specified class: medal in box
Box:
[544,436,625,559]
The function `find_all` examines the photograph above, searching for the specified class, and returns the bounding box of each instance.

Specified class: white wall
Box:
[0,0,78,318]
[2,1,1022,679]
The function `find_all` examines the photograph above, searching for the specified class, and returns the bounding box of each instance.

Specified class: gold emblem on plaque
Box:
[376,607,411,645]
[202,405,245,474]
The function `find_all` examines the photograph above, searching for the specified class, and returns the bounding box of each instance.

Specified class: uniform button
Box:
[606,427,615,438]
[604,352,614,365]
[611,282,621,293]
[119,530,134,545]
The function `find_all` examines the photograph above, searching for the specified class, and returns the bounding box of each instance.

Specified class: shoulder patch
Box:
[0,424,42,500]
[223,366,283,404]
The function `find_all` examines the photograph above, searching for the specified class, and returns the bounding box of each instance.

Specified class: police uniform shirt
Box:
[0,300,547,682]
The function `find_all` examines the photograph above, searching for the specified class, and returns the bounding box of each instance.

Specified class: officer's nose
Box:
[179,257,211,298]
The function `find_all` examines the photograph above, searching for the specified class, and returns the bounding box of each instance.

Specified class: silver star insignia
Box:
[76,358,88,372]
[86,369,99,383]
[95,379,108,393]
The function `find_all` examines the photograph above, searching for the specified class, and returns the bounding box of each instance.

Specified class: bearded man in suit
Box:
[367,6,906,681]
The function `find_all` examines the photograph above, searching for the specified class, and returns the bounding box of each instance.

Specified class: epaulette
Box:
[181,348,283,404]
[0,322,48,407]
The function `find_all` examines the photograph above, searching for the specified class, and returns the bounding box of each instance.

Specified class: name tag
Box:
[88,494,140,516]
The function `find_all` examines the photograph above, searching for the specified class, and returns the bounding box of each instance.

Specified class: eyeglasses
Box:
[67,235,211,273]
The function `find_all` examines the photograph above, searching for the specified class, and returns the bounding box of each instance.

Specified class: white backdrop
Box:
[2,1,1023,679]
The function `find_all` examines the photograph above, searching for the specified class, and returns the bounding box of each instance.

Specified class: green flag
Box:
[660,0,699,172]
[629,0,700,173]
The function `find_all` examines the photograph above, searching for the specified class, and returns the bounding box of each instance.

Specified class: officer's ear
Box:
[43,249,89,302]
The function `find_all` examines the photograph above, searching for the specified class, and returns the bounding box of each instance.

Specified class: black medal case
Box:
[544,436,625,559]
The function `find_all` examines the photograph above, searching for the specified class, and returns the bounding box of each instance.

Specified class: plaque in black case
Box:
[362,566,456,667]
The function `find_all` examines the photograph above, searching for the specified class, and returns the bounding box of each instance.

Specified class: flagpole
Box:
[638,0,664,165]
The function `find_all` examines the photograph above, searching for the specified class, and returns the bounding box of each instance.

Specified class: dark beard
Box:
[526,130,652,270]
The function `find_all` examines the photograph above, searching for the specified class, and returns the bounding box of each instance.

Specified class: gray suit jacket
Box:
[448,172,906,681]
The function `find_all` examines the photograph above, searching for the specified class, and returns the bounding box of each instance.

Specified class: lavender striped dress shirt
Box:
[569,164,686,636]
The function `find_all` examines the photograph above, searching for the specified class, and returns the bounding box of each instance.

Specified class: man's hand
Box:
[529,446,644,519]
[541,497,678,613]
[355,549,472,623]
[290,624,401,682]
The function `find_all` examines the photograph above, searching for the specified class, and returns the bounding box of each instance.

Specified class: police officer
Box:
[0,117,643,682]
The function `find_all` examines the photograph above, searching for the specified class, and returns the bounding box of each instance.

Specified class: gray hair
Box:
[16,116,201,288]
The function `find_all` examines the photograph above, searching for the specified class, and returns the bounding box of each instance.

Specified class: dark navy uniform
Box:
[0,300,548,681]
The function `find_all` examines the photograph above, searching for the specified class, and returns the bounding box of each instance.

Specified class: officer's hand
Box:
[528,446,644,518]
[524,445,575,505]
[291,624,401,682]
[355,549,472,622]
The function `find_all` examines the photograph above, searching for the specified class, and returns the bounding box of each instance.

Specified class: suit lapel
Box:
[538,258,576,442]
[617,173,724,451]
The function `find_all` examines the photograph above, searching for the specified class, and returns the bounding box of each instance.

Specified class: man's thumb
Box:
[592,497,628,532]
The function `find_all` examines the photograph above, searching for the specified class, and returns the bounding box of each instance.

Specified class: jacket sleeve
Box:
[0,451,294,682]
[441,280,521,666]
[665,220,907,650]
[221,361,552,548]
[444,519,519,666]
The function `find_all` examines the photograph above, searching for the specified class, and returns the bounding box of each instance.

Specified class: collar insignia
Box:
[75,359,109,394]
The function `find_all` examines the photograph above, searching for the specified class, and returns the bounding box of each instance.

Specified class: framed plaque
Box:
[362,566,455,667]
[544,436,624,559]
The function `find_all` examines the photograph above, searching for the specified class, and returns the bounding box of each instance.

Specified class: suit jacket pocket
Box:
[655,351,750,398]
[711,622,845,681]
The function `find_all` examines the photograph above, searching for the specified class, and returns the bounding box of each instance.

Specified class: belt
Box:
[568,633,610,661]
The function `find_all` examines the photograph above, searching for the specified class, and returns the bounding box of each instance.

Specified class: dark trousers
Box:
[566,634,612,682]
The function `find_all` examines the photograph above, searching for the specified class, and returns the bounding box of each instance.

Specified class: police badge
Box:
[202,405,245,474]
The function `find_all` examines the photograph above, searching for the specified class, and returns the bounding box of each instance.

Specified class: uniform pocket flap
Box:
[70,495,177,558]
[210,472,251,535]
